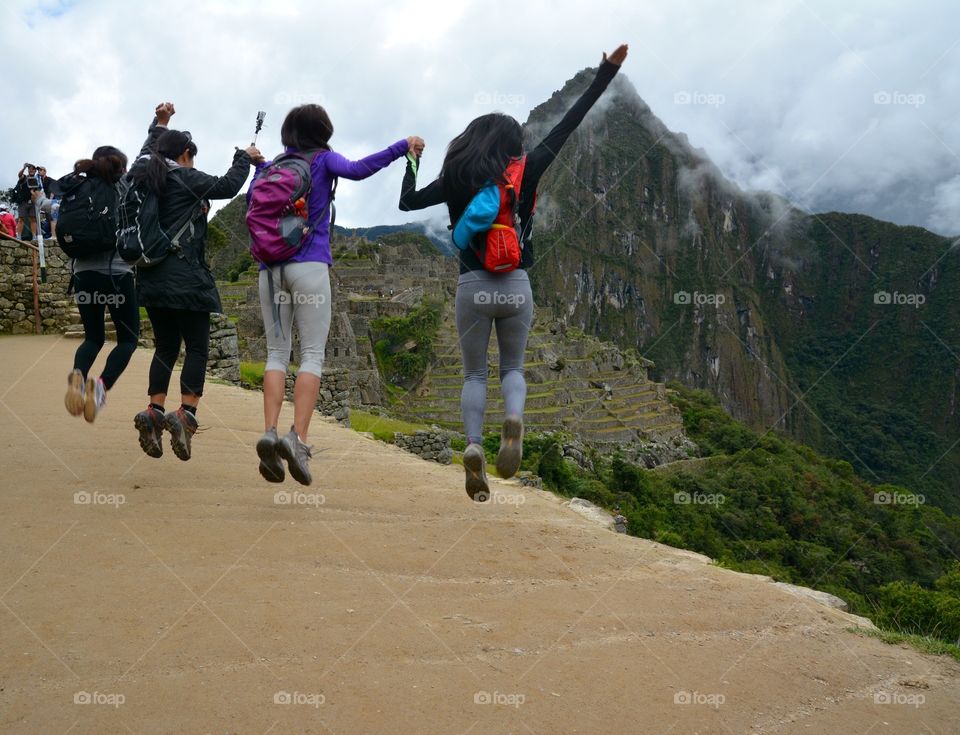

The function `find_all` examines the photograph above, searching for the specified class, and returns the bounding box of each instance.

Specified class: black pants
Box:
[73,271,139,390]
[146,307,210,398]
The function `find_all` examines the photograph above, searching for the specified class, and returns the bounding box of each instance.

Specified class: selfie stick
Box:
[251,111,266,147]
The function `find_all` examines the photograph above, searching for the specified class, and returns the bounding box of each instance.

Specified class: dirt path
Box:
[1,335,958,734]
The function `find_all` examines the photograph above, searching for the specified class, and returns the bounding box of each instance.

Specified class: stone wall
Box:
[394,430,454,464]
[0,239,75,334]
[283,367,363,425]
[207,314,241,385]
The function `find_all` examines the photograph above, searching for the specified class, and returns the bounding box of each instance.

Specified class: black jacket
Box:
[399,60,620,273]
[131,122,252,312]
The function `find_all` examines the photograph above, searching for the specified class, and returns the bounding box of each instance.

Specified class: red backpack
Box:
[452,156,533,273]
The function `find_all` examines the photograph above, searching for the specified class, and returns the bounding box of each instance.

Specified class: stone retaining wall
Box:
[393,430,453,464]
[0,239,74,334]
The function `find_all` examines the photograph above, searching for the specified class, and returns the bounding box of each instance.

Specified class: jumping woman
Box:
[249,103,424,486]
[132,102,263,461]
[399,44,628,500]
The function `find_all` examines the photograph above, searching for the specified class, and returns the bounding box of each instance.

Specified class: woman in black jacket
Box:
[400,45,628,500]
[132,102,263,461]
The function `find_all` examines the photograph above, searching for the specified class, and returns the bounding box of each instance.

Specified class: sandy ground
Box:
[0,334,958,734]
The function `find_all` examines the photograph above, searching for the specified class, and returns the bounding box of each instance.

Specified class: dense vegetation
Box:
[371,301,442,388]
[480,385,960,650]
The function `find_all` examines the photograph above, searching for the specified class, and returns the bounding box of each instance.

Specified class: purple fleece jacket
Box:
[254,139,409,266]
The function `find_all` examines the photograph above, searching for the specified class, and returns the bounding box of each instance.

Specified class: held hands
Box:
[244,146,265,164]
[406,136,425,157]
[603,43,629,66]
[154,101,176,126]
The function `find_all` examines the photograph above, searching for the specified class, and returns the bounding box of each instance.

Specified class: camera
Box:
[26,174,43,190]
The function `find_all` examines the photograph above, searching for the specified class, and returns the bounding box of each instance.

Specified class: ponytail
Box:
[73,145,128,184]
[134,129,197,195]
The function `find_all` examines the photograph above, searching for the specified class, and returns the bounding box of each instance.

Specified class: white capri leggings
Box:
[258,262,332,377]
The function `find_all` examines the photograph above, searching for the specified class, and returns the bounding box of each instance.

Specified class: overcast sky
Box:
[3,0,958,236]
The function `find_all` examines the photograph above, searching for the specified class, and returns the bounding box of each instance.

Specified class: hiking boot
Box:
[463,442,490,502]
[277,425,313,486]
[64,369,84,417]
[134,406,165,458]
[83,377,106,423]
[256,427,285,483]
[495,415,524,479]
[164,408,199,462]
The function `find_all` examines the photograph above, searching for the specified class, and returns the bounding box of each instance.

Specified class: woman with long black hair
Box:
[61,145,139,422]
[131,102,262,461]
[400,44,628,500]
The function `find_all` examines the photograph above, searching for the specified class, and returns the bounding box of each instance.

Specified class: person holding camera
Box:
[13,163,41,238]
[399,44,628,500]
[131,102,263,462]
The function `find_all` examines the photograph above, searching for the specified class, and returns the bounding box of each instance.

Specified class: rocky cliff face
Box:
[524,69,960,510]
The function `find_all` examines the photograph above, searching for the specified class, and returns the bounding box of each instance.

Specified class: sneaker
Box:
[134,406,165,458]
[277,425,313,486]
[64,369,84,417]
[164,408,199,462]
[495,415,524,479]
[83,377,106,423]
[256,427,285,483]
[463,442,490,502]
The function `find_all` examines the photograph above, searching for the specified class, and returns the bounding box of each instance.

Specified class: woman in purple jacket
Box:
[253,104,424,486]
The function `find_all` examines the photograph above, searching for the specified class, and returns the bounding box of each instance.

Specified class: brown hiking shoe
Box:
[495,415,524,479]
[64,369,84,417]
[134,406,165,458]
[463,443,490,502]
[164,408,199,461]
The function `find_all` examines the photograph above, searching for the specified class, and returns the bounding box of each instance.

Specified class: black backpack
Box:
[117,178,199,268]
[55,173,119,258]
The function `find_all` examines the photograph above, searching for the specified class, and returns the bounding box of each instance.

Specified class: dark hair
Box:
[440,113,523,205]
[137,129,198,194]
[281,104,334,151]
[74,145,128,184]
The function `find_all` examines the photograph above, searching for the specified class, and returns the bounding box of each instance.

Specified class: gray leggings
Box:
[455,269,534,443]
[259,262,332,377]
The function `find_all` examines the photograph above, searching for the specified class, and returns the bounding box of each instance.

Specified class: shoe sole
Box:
[65,372,84,417]
[278,437,312,486]
[463,448,490,502]
[164,414,192,462]
[256,436,285,483]
[495,416,524,479]
[83,377,97,423]
[133,413,163,458]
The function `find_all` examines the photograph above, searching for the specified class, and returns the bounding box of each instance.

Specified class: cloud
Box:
[2,0,959,235]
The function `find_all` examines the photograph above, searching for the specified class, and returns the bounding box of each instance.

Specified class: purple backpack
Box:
[245,151,337,265]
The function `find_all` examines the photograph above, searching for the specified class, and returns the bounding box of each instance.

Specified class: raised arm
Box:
[323,138,413,182]
[524,44,628,187]
[399,154,445,211]
[179,148,254,201]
